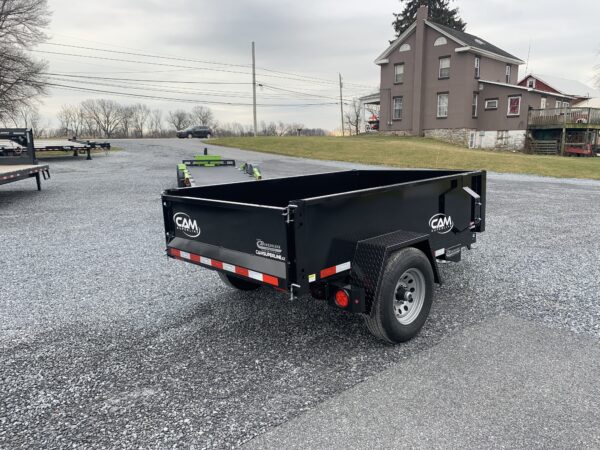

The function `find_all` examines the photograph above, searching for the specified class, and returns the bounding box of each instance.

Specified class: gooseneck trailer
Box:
[162,169,486,343]
[0,129,50,190]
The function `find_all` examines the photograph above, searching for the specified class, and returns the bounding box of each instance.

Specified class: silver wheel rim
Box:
[393,268,426,325]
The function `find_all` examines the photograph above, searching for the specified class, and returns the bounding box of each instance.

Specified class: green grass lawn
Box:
[210,135,600,180]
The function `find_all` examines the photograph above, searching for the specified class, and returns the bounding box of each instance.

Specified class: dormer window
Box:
[399,43,411,52]
[434,37,447,46]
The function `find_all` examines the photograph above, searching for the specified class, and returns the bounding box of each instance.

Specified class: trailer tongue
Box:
[162,168,486,343]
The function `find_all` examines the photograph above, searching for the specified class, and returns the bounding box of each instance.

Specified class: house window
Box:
[562,101,570,108]
[555,100,561,108]
[527,77,536,88]
[507,96,521,116]
[474,56,480,79]
[434,36,447,46]
[394,63,404,83]
[393,96,403,120]
[399,43,411,52]
[439,57,450,79]
[437,93,449,118]
[472,93,479,117]
[540,97,547,109]
[505,65,511,83]
[484,99,498,110]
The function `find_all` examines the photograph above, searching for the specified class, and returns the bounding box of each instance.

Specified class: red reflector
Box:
[334,289,350,308]
[262,274,279,287]
[320,266,337,279]
[235,267,249,277]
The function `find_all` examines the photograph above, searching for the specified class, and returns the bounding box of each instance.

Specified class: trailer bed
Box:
[0,164,50,189]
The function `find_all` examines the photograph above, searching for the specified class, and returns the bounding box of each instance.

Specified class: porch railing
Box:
[528,107,600,127]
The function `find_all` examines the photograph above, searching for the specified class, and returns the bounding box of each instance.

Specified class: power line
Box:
[45,73,253,85]
[44,82,341,107]
[42,42,252,69]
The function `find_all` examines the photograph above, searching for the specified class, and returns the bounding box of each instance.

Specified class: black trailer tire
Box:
[218,272,261,291]
[365,247,434,344]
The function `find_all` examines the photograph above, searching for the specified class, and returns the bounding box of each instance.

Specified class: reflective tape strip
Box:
[167,247,279,287]
[318,261,352,281]
[434,248,445,257]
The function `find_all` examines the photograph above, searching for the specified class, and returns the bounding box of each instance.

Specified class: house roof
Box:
[519,73,600,98]
[479,79,575,99]
[374,19,524,65]
[427,22,523,63]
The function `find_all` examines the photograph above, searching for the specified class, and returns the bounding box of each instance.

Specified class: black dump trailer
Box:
[162,169,486,343]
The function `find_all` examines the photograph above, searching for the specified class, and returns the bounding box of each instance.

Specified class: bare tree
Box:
[190,105,214,126]
[149,109,163,137]
[344,98,362,135]
[119,105,134,138]
[0,0,51,123]
[131,103,151,137]
[81,99,123,138]
[167,109,191,131]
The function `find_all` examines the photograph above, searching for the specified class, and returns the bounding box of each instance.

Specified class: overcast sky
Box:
[37,0,600,131]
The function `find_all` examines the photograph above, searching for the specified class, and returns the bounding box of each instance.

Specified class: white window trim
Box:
[437,93,449,118]
[434,36,447,46]
[484,99,498,110]
[527,78,536,88]
[399,43,411,52]
[393,96,403,120]
[507,96,521,116]
[394,63,404,84]
[474,56,480,78]
[439,57,450,78]
[505,65,511,83]
[472,93,479,117]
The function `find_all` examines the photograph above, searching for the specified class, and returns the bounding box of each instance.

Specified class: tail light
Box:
[334,289,350,308]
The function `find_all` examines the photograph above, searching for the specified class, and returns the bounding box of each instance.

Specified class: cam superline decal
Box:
[429,213,453,234]
[255,239,286,261]
[173,212,201,238]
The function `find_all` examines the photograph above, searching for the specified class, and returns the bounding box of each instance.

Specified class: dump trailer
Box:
[0,128,50,190]
[162,169,486,343]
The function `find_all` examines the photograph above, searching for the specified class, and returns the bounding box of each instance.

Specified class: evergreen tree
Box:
[393,0,466,36]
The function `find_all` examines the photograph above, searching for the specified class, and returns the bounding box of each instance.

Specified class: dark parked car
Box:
[177,126,213,139]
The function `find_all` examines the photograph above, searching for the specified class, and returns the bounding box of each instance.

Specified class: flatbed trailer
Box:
[162,169,486,343]
[0,129,50,190]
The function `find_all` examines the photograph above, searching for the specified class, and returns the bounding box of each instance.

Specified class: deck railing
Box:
[528,107,600,127]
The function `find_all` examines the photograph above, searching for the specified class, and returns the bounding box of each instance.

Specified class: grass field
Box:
[210,135,600,180]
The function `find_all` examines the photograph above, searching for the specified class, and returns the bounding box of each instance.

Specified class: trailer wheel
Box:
[218,273,261,291]
[187,133,193,139]
[365,247,433,344]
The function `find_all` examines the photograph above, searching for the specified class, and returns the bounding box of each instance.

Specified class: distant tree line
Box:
[6,99,329,139]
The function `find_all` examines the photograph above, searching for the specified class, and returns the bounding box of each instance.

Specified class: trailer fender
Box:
[349,229,440,312]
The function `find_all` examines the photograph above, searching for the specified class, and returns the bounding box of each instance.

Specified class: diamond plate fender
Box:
[349,229,440,311]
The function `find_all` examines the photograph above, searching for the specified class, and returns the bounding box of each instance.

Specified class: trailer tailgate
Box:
[163,196,289,288]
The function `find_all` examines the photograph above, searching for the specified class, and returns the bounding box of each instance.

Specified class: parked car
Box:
[177,126,213,139]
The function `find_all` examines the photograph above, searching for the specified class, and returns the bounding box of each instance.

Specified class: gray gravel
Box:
[1,138,599,449]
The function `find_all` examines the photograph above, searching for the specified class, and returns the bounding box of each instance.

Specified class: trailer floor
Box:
[1,139,599,449]
[186,164,252,186]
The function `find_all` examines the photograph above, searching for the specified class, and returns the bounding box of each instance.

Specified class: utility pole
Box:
[252,41,257,137]
[339,73,344,136]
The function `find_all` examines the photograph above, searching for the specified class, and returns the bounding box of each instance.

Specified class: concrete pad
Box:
[244,315,600,449]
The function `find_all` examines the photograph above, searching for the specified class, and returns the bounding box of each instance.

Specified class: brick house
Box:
[362,5,575,150]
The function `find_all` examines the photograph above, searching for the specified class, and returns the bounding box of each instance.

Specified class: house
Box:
[361,5,576,150]
[518,74,599,102]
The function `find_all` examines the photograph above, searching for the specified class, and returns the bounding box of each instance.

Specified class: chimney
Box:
[416,4,429,22]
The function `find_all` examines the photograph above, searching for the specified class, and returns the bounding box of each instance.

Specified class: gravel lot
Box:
[1,139,599,448]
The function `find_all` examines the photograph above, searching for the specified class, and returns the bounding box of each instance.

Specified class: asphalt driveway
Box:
[1,138,599,448]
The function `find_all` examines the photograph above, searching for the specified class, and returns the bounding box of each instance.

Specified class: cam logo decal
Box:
[256,239,285,261]
[429,213,453,234]
[173,212,201,238]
